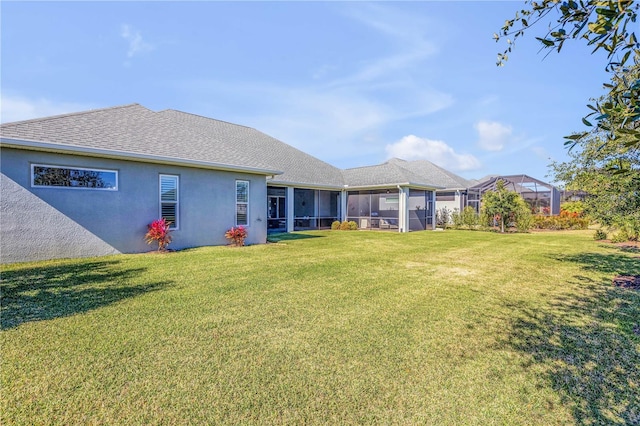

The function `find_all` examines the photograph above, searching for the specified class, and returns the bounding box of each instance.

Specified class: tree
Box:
[550,130,640,239]
[480,180,533,233]
[495,0,640,151]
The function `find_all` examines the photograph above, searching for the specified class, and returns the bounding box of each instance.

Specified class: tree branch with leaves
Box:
[495,0,639,152]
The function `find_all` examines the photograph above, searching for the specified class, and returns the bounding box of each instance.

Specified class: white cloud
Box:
[0,95,93,123]
[531,145,551,160]
[385,135,481,171]
[121,24,154,58]
[475,120,512,151]
[331,4,438,89]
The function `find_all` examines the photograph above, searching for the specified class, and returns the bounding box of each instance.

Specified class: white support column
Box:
[398,186,409,233]
[340,190,347,222]
[431,190,436,230]
[286,186,295,233]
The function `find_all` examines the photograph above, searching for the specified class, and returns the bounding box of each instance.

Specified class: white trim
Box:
[2,137,282,176]
[159,174,179,230]
[30,163,118,191]
[236,180,250,227]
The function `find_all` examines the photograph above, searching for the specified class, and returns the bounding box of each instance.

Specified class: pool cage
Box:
[469,175,560,216]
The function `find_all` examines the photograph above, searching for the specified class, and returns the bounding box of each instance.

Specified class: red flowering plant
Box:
[225,226,247,247]
[145,218,173,252]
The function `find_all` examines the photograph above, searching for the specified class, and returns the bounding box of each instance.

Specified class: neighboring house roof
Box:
[386,158,474,190]
[342,161,444,190]
[0,104,343,185]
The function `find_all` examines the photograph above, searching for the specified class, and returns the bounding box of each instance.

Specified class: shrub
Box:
[334,220,358,231]
[145,218,172,252]
[461,206,479,229]
[532,213,589,230]
[436,207,452,228]
[225,226,247,246]
[593,229,607,240]
[561,201,586,215]
[610,228,635,243]
[451,209,463,229]
[515,206,533,233]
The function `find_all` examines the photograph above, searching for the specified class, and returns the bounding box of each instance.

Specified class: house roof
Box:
[1,104,477,191]
[342,161,443,190]
[386,158,474,190]
[0,104,343,185]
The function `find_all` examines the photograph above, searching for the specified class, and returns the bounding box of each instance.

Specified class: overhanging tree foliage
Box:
[550,130,640,239]
[495,0,640,151]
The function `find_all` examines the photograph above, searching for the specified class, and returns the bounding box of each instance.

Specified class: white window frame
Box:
[236,180,249,227]
[31,163,118,191]
[159,174,179,230]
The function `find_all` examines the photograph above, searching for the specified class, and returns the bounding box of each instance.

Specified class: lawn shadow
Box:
[1,260,171,330]
[500,251,640,424]
[267,232,324,243]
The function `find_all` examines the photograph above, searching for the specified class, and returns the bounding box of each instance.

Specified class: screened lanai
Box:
[470,175,560,215]
[346,188,434,232]
[267,186,341,232]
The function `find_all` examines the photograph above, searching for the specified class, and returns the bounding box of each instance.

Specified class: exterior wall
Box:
[435,191,464,214]
[1,148,267,263]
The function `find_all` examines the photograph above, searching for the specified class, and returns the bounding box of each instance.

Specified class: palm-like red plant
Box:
[145,218,172,251]
[225,226,247,246]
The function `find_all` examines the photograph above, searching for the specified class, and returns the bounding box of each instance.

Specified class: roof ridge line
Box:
[159,109,257,131]
[1,103,145,126]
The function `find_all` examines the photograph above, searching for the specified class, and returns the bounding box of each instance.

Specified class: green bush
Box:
[461,206,479,229]
[532,215,589,230]
[561,201,586,215]
[451,209,463,229]
[331,220,341,230]
[348,221,358,230]
[611,229,630,243]
[339,221,351,230]
[436,207,452,228]
[593,229,607,240]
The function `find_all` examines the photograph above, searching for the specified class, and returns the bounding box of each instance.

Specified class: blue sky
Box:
[1,1,610,181]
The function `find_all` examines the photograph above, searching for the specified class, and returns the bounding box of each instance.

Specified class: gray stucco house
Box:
[2,103,558,263]
[0,104,445,263]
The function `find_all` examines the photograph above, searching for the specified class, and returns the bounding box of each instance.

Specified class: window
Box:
[31,164,117,190]
[236,180,249,226]
[160,175,179,229]
[436,191,456,202]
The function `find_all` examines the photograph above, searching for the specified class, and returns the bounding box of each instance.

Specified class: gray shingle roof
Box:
[1,104,476,190]
[387,158,473,190]
[0,104,344,186]
[342,161,442,189]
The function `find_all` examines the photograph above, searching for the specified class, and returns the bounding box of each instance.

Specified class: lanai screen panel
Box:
[294,189,340,230]
[347,190,399,229]
[267,186,287,231]
[408,189,433,231]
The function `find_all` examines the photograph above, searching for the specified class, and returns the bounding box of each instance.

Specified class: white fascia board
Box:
[345,182,444,191]
[1,138,283,176]
[266,179,344,190]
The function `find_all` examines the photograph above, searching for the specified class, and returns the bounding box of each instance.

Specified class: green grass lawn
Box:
[2,230,639,425]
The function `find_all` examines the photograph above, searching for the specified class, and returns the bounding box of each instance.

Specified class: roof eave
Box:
[266,179,344,190]
[1,137,283,176]
[345,182,444,191]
